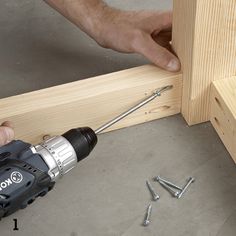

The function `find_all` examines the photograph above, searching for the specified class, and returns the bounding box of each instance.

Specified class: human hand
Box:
[0,121,14,146]
[45,1,180,72]
[94,9,180,72]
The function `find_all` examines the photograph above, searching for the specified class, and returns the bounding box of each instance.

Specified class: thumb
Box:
[0,126,15,146]
[137,35,180,72]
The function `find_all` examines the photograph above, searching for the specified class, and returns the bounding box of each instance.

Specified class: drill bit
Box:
[95,85,173,134]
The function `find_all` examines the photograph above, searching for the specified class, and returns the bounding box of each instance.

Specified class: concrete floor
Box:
[0,1,236,235]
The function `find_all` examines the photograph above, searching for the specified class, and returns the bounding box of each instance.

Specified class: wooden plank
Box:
[0,65,182,144]
[173,0,236,125]
[210,77,236,163]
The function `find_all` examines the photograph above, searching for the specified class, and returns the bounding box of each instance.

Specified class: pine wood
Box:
[210,77,236,163]
[173,0,236,125]
[0,65,182,144]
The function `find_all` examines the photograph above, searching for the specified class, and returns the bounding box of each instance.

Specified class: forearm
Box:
[44,0,109,39]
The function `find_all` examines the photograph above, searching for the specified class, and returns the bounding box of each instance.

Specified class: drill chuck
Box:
[63,127,97,162]
[33,127,97,182]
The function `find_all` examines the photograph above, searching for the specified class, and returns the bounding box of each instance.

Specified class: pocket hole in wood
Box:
[149,105,171,113]
[215,97,223,110]
[214,117,220,125]
[214,117,225,135]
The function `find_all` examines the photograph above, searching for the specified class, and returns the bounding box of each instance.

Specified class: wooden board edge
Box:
[0,65,183,144]
[210,77,236,163]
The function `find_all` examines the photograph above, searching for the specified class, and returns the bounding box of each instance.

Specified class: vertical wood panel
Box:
[173,0,236,125]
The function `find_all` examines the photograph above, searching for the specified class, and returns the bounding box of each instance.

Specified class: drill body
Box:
[0,127,97,219]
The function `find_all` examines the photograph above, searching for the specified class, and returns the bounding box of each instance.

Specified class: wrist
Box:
[80,4,120,43]
[88,6,123,47]
[45,0,121,47]
[66,1,109,38]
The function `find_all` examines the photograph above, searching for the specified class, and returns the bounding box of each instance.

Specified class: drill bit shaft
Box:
[95,85,173,134]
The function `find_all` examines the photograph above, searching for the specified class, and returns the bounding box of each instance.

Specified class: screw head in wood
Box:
[43,135,51,141]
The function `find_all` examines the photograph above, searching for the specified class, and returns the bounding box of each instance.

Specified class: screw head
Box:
[174,191,180,198]
[154,176,160,182]
[189,177,195,183]
[153,195,160,201]
[143,220,150,227]
[43,135,51,141]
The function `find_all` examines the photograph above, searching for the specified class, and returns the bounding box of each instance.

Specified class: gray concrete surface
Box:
[0,1,236,236]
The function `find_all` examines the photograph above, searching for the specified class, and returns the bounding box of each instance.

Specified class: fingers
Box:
[0,122,15,146]
[147,11,173,33]
[157,11,173,30]
[135,35,180,72]
[133,11,180,71]
[152,30,172,48]
[2,121,14,129]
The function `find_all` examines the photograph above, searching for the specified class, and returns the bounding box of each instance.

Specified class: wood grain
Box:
[173,0,236,125]
[0,65,182,144]
[210,77,236,163]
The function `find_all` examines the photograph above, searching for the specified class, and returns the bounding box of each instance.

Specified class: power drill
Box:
[0,86,172,219]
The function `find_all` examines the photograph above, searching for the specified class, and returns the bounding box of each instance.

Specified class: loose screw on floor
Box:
[177,177,195,199]
[146,180,160,201]
[143,204,152,227]
[158,180,180,198]
[142,176,195,227]
[155,176,182,191]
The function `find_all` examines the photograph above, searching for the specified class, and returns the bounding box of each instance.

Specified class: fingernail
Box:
[167,59,180,72]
